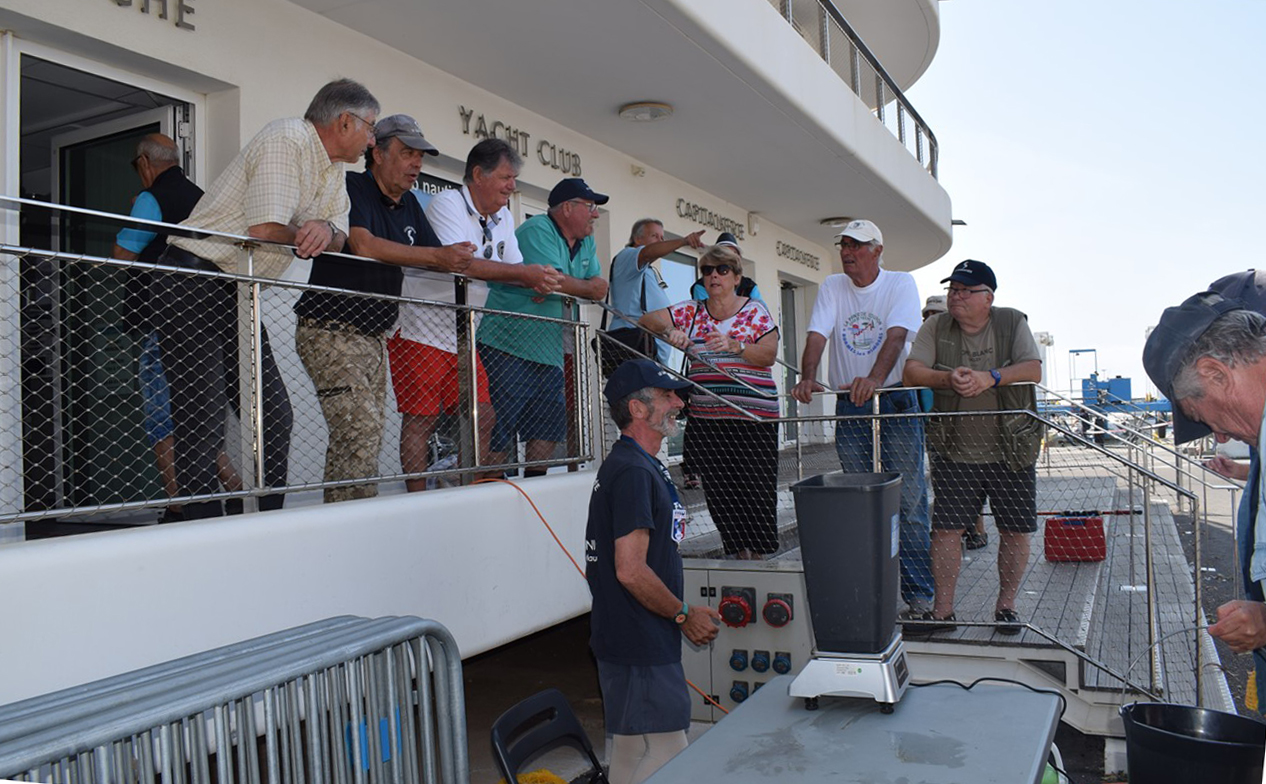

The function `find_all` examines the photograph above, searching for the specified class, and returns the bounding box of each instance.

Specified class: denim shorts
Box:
[478,344,566,451]
[138,332,174,447]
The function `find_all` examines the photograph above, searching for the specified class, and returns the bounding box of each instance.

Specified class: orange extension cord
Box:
[473,477,729,714]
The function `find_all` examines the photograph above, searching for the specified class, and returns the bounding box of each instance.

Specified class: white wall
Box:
[0,473,595,704]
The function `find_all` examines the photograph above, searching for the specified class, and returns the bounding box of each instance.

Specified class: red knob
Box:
[719,595,753,628]
[762,598,793,628]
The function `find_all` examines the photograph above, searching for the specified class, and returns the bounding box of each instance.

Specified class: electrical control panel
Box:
[681,557,816,722]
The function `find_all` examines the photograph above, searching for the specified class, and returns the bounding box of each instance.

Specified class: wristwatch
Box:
[989,369,1002,387]
[674,601,689,625]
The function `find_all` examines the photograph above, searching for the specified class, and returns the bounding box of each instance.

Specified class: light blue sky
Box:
[903,0,1265,399]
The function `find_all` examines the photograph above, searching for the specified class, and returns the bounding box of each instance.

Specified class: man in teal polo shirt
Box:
[478,178,610,476]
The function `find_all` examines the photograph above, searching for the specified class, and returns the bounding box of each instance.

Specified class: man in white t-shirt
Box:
[792,219,933,617]
[390,138,562,490]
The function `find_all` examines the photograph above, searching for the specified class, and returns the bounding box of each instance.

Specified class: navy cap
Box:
[604,359,690,403]
[1143,290,1245,443]
[941,259,997,291]
[1147,270,1266,443]
[548,177,609,208]
[716,232,741,253]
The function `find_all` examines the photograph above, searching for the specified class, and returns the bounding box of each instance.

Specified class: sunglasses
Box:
[699,264,736,277]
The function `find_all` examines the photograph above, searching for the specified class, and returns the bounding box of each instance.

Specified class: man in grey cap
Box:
[296,114,475,502]
[1144,272,1266,710]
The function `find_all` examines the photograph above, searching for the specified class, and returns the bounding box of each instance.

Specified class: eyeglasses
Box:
[346,111,375,132]
[569,199,599,214]
[699,264,736,277]
[130,154,145,172]
[945,286,990,298]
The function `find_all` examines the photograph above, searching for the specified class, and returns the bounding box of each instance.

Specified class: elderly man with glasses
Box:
[477,177,610,476]
[903,260,1044,637]
[386,139,563,491]
[791,219,934,621]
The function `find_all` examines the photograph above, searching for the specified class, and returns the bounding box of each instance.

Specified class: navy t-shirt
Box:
[296,170,441,335]
[586,438,684,665]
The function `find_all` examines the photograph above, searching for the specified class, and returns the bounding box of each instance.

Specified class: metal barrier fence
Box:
[0,217,594,523]
[763,0,939,177]
[0,615,468,784]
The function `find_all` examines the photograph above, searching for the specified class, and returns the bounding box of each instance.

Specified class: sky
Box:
[901,0,1266,400]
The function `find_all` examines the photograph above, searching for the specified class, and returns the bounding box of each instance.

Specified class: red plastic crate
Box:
[1043,516,1105,562]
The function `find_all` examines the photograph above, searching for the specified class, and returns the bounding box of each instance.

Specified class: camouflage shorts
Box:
[296,324,387,503]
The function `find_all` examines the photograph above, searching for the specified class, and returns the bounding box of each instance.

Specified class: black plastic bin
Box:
[1121,702,1266,784]
[791,472,901,654]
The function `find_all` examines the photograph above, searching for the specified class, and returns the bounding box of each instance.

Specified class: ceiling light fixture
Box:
[618,102,673,122]
[818,217,853,227]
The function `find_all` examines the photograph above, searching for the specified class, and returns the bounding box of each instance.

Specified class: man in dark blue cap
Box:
[1143,272,1266,711]
[478,177,611,475]
[904,260,1044,636]
[586,359,720,783]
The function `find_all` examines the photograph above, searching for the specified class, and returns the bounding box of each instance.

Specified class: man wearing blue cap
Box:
[904,260,1043,636]
[478,177,610,475]
[1143,273,1266,711]
[586,359,721,784]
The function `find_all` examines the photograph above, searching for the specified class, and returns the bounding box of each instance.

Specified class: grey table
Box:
[647,675,1061,783]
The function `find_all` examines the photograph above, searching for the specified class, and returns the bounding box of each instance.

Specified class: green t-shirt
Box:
[477,212,599,367]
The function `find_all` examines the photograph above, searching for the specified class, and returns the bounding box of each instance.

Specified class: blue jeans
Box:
[834,389,934,607]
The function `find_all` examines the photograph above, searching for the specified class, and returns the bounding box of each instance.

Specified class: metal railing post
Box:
[1192,493,1204,706]
[236,244,263,514]
[870,392,881,472]
[1142,480,1160,695]
[454,277,477,483]
[566,297,586,465]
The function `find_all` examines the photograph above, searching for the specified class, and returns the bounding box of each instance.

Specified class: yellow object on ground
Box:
[497,769,569,784]
[1248,669,1258,712]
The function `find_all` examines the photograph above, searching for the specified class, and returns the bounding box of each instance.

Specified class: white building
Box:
[0,0,950,703]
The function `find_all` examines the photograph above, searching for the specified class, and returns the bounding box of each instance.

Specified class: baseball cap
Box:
[374,114,439,155]
[548,178,609,208]
[603,359,690,403]
[941,259,997,291]
[834,219,883,245]
[1145,270,1266,443]
[922,294,947,317]
[1142,290,1245,443]
[716,232,742,253]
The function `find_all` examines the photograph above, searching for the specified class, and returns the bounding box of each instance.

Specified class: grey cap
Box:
[374,114,439,155]
[1142,290,1245,443]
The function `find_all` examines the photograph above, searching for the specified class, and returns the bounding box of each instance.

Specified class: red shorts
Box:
[387,334,491,416]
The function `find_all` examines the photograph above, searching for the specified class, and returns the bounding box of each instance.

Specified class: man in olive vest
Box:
[903,260,1043,636]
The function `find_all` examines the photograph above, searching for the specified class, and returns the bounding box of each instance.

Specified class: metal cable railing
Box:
[766,0,939,177]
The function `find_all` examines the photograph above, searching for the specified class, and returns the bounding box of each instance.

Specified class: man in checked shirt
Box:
[162,78,379,518]
[389,138,562,490]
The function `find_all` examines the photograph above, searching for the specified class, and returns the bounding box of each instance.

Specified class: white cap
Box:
[922,294,947,317]
[835,219,883,245]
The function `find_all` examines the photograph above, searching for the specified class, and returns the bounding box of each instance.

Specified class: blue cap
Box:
[547,177,609,208]
[603,359,690,403]
[1146,270,1266,443]
[940,259,997,291]
[1143,290,1245,443]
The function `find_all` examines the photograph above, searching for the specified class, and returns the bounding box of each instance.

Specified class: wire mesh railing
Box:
[763,0,939,177]
[0,615,468,784]
[0,197,595,524]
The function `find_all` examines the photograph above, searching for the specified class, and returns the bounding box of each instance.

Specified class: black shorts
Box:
[930,458,1038,534]
[596,660,690,735]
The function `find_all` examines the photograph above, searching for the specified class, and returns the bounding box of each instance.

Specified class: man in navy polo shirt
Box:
[296,114,474,502]
[586,359,720,784]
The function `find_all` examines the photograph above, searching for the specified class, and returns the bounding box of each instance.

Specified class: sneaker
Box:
[683,473,701,489]
[963,530,989,550]
[994,608,1023,636]
[902,612,957,638]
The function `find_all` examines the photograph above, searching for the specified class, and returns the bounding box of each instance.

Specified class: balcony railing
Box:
[0,197,594,524]
[767,0,939,177]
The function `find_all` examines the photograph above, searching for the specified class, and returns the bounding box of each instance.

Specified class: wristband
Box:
[990,369,1002,388]
[674,601,689,625]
